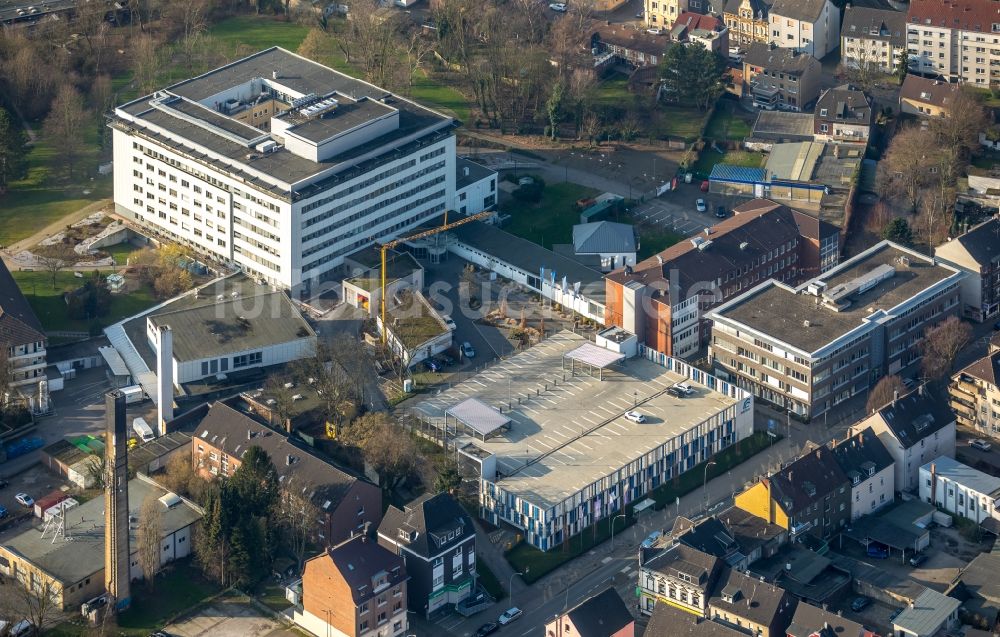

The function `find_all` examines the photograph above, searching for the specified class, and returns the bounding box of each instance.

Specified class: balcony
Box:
[790,520,813,536]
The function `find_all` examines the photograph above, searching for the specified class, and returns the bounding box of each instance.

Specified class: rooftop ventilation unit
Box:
[822,263,895,307]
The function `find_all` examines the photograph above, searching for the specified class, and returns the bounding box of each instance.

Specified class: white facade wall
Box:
[586,251,637,272]
[850,464,894,521]
[173,337,316,384]
[670,296,701,359]
[769,1,840,58]
[876,421,956,493]
[920,465,1000,525]
[127,524,194,581]
[450,173,497,215]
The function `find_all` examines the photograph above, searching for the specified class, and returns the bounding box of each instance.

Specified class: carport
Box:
[842,516,928,561]
[561,342,625,380]
[445,397,511,441]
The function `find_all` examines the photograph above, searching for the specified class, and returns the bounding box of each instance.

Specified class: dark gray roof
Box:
[953,552,1000,625]
[672,516,740,559]
[875,387,956,449]
[565,588,634,636]
[769,0,829,22]
[830,426,894,483]
[644,544,721,589]
[723,0,769,20]
[322,535,407,604]
[646,603,748,637]
[959,351,1000,388]
[744,43,821,75]
[899,75,961,112]
[718,506,787,554]
[377,492,473,559]
[841,6,906,47]
[709,568,792,628]
[455,157,495,191]
[815,85,873,127]
[947,217,1000,268]
[0,259,45,347]
[787,601,865,637]
[572,221,637,255]
[768,444,848,516]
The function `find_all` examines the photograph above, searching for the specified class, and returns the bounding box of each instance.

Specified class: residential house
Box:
[950,348,1000,439]
[724,0,770,49]
[590,26,667,68]
[743,43,822,111]
[544,588,635,637]
[840,6,906,75]
[831,426,895,521]
[0,259,47,390]
[646,0,714,32]
[706,569,796,637]
[376,493,476,618]
[295,535,409,637]
[947,552,1000,630]
[715,506,789,563]
[190,401,382,546]
[786,601,868,637]
[768,0,840,59]
[571,221,638,273]
[638,544,721,616]
[604,198,837,359]
[906,0,1000,86]
[858,386,957,492]
[660,508,789,572]
[892,587,961,637]
[920,456,1000,526]
[899,75,961,118]
[934,217,1000,322]
[708,241,964,419]
[645,602,748,637]
[813,85,873,144]
[734,444,850,539]
[671,11,729,53]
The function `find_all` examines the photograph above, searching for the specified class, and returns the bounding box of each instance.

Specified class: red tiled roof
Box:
[673,11,725,32]
[907,0,1000,32]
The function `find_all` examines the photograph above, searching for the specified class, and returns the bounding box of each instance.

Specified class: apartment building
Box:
[950,348,1000,438]
[545,588,635,637]
[830,426,895,521]
[813,85,873,144]
[858,386,957,492]
[743,43,823,111]
[665,510,788,572]
[0,261,46,390]
[639,544,722,615]
[899,74,962,117]
[768,0,840,58]
[934,216,1000,322]
[296,536,409,637]
[604,198,837,358]
[646,0,713,31]
[906,0,1000,86]
[787,602,867,637]
[734,444,851,539]
[841,6,906,75]
[921,456,1000,526]
[376,493,476,618]
[708,241,964,418]
[724,0,770,48]
[111,47,457,291]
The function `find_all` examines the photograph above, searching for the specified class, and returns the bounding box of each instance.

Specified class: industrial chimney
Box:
[156,325,174,436]
[104,390,131,611]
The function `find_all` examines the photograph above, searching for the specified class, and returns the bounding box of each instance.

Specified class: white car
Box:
[549,2,567,11]
[673,382,694,395]
[442,315,457,331]
[625,410,646,423]
[498,607,523,625]
[971,439,992,451]
[647,27,663,35]
[14,493,33,507]
[695,198,707,213]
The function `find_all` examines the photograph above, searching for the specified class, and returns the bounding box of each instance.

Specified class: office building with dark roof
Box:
[110,47,458,290]
[708,240,964,418]
[935,216,1000,322]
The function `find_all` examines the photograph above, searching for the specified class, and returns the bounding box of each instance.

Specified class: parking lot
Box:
[630,183,752,237]
[165,599,295,637]
[0,464,73,533]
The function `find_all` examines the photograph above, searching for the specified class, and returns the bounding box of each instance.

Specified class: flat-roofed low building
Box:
[708,241,964,419]
[920,455,1000,527]
[0,475,201,610]
[411,331,754,551]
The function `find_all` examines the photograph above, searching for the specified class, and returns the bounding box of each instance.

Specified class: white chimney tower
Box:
[156,325,174,436]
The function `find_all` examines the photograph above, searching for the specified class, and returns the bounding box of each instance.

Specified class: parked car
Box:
[850,596,871,612]
[695,198,707,213]
[461,342,476,358]
[442,315,457,331]
[14,493,33,508]
[866,542,889,559]
[902,377,916,389]
[700,180,710,192]
[667,386,686,398]
[0,621,33,637]
[971,439,992,451]
[498,608,522,625]
[475,623,499,637]
[646,27,662,35]
[715,205,726,218]
[548,2,567,10]
[424,359,442,373]
[673,382,694,396]
[624,410,646,423]
[640,530,662,548]
[0,505,7,519]
[909,552,928,567]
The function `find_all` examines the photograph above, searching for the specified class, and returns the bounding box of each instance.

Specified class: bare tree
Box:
[920,316,973,381]
[581,112,601,146]
[278,477,321,564]
[879,126,937,212]
[132,34,162,95]
[34,244,77,289]
[159,453,203,501]
[838,42,891,93]
[136,496,163,589]
[345,412,418,491]
[929,87,989,157]
[866,375,907,414]
[0,577,60,636]
[263,375,297,429]
[42,84,88,180]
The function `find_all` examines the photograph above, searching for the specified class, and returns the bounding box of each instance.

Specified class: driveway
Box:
[166,600,293,637]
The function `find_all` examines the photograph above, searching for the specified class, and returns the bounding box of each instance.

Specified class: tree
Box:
[346,413,418,491]
[879,126,937,212]
[659,43,728,110]
[153,267,193,299]
[278,477,321,567]
[433,460,462,494]
[0,107,28,196]
[580,112,601,146]
[619,111,642,142]
[920,316,973,381]
[929,87,989,157]
[160,453,203,501]
[881,217,914,246]
[546,80,564,140]
[866,375,907,414]
[839,43,890,93]
[193,485,230,585]
[0,578,59,636]
[136,495,163,588]
[132,34,162,95]
[34,244,77,288]
[43,84,88,180]
[227,446,280,518]
[263,375,297,429]
[84,455,107,490]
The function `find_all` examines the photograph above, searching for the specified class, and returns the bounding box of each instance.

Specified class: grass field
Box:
[13,270,157,333]
[115,560,219,636]
[503,180,600,249]
[704,101,753,141]
[591,76,635,110]
[650,104,712,142]
[692,148,765,178]
[207,15,311,56]
[103,241,141,265]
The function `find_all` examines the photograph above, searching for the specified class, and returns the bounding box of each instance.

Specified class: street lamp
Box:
[703,460,718,516]
[610,513,627,549]
[508,571,524,605]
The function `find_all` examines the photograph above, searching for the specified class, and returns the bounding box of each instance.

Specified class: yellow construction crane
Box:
[380,210,494,342]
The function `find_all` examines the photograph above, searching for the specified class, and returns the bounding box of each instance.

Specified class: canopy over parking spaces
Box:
[445,397,511,441]
[562,342,625,379]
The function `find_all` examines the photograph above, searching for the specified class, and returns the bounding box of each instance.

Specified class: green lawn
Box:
[115,559,219,636]
[207,15,311,56]
[504,180,601,250]
[692,148,765,178]
[651,104,712,142]
[412,69,472,122]
[103,241,141,265]
[636,224,684,260]
[13,270,157,333]
[704,101,753,142]
[591,76,635,110]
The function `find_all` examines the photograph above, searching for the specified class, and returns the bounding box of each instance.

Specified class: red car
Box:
[700,180,710,192]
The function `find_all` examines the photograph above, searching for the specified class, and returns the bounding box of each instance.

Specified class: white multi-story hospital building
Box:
[111,47,492,291]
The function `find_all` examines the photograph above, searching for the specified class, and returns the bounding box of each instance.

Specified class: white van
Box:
[132,417,155,443]
[120,385,145,404]
[0,620,33,637]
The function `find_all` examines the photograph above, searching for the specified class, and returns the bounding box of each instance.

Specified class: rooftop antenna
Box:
[40,500,70,543]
